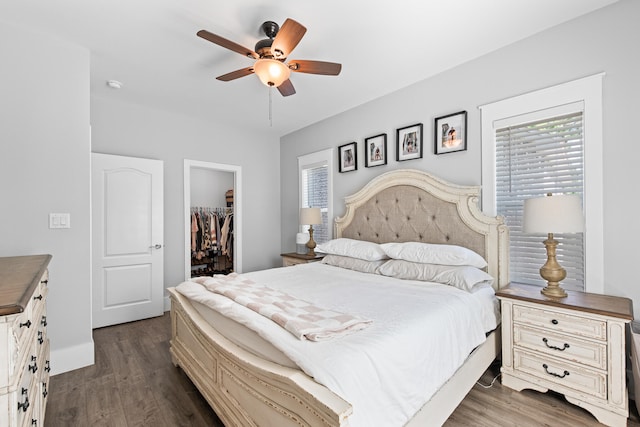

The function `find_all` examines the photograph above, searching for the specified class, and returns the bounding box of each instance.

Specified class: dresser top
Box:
[0,255,52,316]
[496,282,633,321]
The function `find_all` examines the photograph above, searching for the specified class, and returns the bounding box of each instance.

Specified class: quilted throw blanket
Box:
[191,273,371,341]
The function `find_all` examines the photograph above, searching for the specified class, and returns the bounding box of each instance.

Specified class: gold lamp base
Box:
[306,225,317,257]
[539,233,568,298]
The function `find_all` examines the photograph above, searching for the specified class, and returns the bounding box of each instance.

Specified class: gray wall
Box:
[91,96,283,289]
[0,22,93,373]
[191,169,234,208]
[0,19,282,374]
[281,0,640,317]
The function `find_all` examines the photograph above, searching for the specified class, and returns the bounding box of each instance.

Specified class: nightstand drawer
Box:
[514,324,607,370]
[513,348,607,399]
[280,253,324,267]
[282,256,307,267]
[513,304,606,341]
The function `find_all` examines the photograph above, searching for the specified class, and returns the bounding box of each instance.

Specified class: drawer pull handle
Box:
[542,338,570,351]
[38,331,44,344]
[29,355,38,373]
[20,320,32,329]
[542,363,569,379]
[32,419,37,426]
[41,279,48,285]
[41,316,48,327]
[18,388,30,412]
[551,319,559,325]
[45,360,51,372]
[42,382,48,398]
[33,294,43,301]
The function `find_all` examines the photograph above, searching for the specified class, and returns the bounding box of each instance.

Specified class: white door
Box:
[92,153,164,328]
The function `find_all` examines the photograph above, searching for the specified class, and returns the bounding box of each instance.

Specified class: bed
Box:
[169,168,509,426]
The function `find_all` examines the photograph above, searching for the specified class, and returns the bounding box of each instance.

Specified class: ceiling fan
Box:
[197,19,342,97]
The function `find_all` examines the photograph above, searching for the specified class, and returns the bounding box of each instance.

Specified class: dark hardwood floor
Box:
[46,313,640,426]
[46,313,223,427]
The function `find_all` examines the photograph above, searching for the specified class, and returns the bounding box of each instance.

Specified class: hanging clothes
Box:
[190,207,234,277]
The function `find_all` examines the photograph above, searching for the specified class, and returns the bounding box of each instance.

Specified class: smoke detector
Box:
[106,80,123,89]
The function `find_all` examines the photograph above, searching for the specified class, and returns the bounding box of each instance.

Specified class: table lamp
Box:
[523,193,584,298]
[299,207,322,257]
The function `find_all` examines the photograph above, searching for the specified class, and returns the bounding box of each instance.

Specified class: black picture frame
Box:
[338,142,357,172]
[364,134,387,168]
[434,111,467,155]
[396,123,423,161]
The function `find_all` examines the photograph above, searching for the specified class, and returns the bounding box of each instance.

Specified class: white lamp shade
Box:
[300,207,322,225]
[253,59,291,87]
[523,194,584,233]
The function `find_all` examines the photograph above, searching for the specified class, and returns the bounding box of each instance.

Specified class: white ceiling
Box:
[1,0,617,137]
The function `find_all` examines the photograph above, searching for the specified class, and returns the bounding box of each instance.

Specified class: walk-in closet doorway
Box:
[184,160,242,280]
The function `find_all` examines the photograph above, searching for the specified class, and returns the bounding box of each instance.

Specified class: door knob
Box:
[149,244,162,249]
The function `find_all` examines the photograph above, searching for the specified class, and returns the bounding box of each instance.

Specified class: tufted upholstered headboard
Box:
[334,169,509,289]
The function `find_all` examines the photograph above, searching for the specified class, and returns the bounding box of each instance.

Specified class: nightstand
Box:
[497,283,633,427]
[280,252,324,267]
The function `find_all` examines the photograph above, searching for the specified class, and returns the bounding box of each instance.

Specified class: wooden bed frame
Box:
[169,169,509,426]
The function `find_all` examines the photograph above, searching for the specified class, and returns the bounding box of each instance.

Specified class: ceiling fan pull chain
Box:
[269,86,273,127]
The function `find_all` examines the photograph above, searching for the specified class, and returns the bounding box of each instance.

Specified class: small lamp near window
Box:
[523,194,584,298]
[299,207,322,257]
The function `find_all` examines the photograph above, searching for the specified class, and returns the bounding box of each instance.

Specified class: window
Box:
[298,148,334,244]
[480,74,604,293]
[495,107,584,291]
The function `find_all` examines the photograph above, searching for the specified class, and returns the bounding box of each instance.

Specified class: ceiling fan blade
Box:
[216,67,255,82]
[288,60,342,76]
[277,79,296,97]
[271,19,307,59]
[197,30,258,59]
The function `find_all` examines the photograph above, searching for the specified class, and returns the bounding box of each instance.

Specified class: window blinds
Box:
[301,164,329,244]
[495,111,585,291]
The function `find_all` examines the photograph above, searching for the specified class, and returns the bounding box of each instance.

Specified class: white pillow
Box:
[377,259,494,292]
[380,241,487,268]
[321,255,385,274]
[316,238,388,261]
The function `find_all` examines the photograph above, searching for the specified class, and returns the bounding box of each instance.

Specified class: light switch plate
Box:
[49,213,71,229]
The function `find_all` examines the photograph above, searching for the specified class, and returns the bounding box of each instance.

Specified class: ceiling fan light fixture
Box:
[253,59,290,88]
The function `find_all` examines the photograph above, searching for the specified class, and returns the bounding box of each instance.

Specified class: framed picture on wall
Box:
[338,142,357,172]
[396,123,423,161]
[364,134,387,168]
[434,111,467,155]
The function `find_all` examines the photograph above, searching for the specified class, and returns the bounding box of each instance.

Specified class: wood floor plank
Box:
[117,374,164,426]
[104,338,146,382]
[45,313,640,427]
[85,374,128,426]
[45,375,89,427]
[146,366,217,427]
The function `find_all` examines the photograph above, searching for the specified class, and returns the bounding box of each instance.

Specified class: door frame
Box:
[183,160,242,280]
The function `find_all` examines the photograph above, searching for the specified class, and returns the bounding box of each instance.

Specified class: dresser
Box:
[280,252,325,267]
[0,255,52,427]
[497,283,633,427]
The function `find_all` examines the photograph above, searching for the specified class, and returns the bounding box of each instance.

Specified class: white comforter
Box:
[176,262,495,427]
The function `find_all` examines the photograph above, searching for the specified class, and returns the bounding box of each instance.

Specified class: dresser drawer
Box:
[513,348,607,399]
[513,324,607,370]
[513,304,607,341]
[31,279,47,319]
[16,353,37,427]
[11,308,33,350]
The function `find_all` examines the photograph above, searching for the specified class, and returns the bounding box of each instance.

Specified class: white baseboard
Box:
[50,339,95,376]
